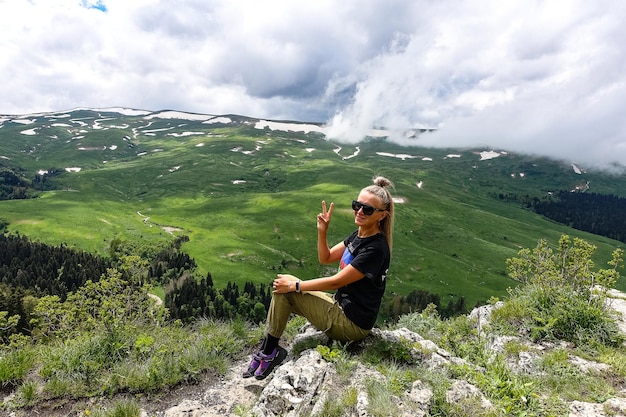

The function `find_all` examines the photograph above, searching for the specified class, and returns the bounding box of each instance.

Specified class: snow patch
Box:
[168,132,204,137]
[479,151,501,160]
[231,145,260,155]
[204,117,232,124]
[145,111,212,121]
[254,119,390,138]
[65,167,81,172]
[232,180,246,184]
[78,146,106,151]
[13,119,36,125]
[376,152,417,161]
[446,154,462,158]
[37,170,48,175]
[572,164,583,174]
[255,120,325,134]
[334,146,360,160]
[100,107,150,116]
[20,128,38,135]
[70,119,89,127]
[572,181,590,192]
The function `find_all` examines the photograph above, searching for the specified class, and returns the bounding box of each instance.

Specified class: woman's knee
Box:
[269,292,292,308]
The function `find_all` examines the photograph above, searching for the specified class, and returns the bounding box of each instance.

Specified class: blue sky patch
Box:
[81,0,107,12]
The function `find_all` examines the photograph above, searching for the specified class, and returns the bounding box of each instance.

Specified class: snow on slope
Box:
[145,111,213,121]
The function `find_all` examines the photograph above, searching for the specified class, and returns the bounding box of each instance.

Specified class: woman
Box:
[244,176,394,379]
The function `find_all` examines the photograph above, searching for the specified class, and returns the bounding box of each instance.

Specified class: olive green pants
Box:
[265,291,370,343]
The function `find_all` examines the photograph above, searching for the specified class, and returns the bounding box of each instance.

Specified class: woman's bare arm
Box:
[273,265,364,293]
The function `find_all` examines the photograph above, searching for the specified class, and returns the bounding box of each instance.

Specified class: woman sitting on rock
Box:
[244,176,395,379]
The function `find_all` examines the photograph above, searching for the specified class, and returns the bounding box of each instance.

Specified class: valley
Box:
[1,108,625,308]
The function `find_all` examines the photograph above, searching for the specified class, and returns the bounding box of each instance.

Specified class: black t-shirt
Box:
[334,230,390,330]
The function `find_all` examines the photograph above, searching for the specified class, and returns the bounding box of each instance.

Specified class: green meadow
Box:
[1,110,626,307]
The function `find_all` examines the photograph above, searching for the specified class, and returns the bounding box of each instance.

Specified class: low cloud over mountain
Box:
[1,1,625,169]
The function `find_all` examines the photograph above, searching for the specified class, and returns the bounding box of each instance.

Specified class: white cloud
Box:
[0,0,625,168]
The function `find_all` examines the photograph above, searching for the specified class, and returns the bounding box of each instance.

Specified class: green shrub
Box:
[15,380,39,408]
[90,398,141,417]
[500,235,624,348]
[25,316,247,402]
[196,318,245,358]
[361,337,414,365]
[598,347,626,378]
[38,331,131,395]
[435,314,484,361]
[316,344,357,381]
[365,378,401,417]
[0,346,34,386]
[488,296,532,336]
[396,303,441,340]
[315,395,346,417]
[32,270,166,341]
[377,362,419,396]
[537,349,615,403]
[449,357,540,416]
[42,377,72,398]
[313,387,359,417]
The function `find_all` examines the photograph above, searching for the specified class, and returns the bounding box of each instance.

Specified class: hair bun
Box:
[373,176,392,188]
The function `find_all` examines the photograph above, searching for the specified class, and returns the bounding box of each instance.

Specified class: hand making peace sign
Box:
[316,200,334,233]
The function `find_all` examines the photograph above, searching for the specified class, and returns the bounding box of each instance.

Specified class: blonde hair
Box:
[362,176,394,252]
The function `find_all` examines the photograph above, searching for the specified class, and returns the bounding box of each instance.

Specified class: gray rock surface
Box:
[156,289,626,417]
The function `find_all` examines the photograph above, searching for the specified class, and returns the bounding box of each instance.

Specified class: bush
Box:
[90,399,141,417]
[0,346,34,386]
[497,235,624,348]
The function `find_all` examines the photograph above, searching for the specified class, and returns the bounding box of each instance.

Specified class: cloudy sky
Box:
[1,0,625,169]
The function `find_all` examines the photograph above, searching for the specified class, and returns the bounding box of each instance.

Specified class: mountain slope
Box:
[1,108,625,307]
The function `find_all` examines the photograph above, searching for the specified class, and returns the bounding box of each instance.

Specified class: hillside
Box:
[5,269,626,417]
[3,108,626,417]
[1,108,626,309]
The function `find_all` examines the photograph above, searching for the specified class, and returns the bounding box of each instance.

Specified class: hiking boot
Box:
[254,346,287,380]
[242,351,263,378]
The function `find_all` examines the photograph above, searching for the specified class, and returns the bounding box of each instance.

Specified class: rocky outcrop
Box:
[252,349,334,417]
[156,290,626,417]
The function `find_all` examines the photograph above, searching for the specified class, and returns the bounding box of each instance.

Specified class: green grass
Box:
[0,319,246,412]
[90,399,142,417]
[3,249,626,416]
[0,347,34,386]
[2,111,626,309]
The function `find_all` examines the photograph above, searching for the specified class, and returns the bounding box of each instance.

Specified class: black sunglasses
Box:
[352,200,385,215]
